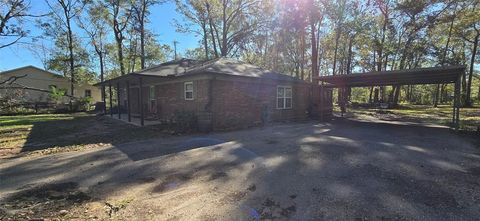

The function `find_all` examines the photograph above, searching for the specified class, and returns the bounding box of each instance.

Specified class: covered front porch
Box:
[96,73,166,126]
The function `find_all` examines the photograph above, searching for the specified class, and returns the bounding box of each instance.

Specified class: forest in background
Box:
[1,0,479,106]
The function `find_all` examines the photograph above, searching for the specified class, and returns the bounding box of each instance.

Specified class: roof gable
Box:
[0,66,65,79]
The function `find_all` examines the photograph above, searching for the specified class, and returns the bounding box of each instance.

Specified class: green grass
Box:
[0,113,166,157]
[342,104,480,130]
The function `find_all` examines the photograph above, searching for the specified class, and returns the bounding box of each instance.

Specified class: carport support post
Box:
[455,75,461,130]
[452,82,457,127]
[139,77,144,126]
[127,81,131,122]
[109,84,113,117]
[102,85,106,115]
[117,82,121,119]
[320,86,324,121]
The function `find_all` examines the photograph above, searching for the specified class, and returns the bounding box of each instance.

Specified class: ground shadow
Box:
[2,118,480,220]
[18,114,167,153]
[115,137,226,161]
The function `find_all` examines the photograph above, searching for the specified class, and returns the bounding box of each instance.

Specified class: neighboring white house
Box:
[0,66,101,103]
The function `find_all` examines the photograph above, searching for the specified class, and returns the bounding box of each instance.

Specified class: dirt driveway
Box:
[1,119,479,220]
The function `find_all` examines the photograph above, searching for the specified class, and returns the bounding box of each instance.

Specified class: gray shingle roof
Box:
[134,57,301,82]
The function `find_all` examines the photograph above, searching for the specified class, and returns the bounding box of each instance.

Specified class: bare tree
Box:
[175,0,210,60]
[459,1,480,107]
[205,0,266,57]
[104,0,131,75]
[45,0,84,109]
[77,2,108,105]
[0,0,46,49]
[132,0,161,70]
[309,0,323,81]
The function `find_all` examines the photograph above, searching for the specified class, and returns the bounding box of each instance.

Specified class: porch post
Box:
[117,82,121,119]
[139,77,144,126]
[109,84,113,117]
[102,85,106,114]
[455,75,461,130]
[127,81,131,122]
[319,86,324,121]
[452,82,456,126]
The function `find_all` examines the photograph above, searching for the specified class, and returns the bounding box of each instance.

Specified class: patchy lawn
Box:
[341,104,480,131]
[1,120,479,220]
[0,113,167,158]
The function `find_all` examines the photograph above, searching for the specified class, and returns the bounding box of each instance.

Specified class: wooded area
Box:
[1,0,479,107]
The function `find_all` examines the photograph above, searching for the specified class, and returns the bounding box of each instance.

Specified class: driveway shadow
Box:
[115,137,226,161]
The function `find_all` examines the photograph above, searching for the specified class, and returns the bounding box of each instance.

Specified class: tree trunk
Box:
[478,83,480,100]
[435,8,456,107]
[346,35,354,75]
[369,87,373,103]
[99,51,105,103]
[439,84,445,104]
[300,29,305,80]
[378,10,387,72]
[220,0,228,56]
[202,22,208,60]
[332,27,341,75]
[65,7,75,109]
[206,3,219,58]
[465,34,479,107]
[111,0,127,76]
[140,15,145,69]
[117,37,125,75]
[310,18,318,81]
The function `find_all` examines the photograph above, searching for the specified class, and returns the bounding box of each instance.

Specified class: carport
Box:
[315,66,466,130]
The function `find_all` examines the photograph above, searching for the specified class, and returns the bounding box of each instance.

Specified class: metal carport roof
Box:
[315,65,466,130]
[316,66,465,87]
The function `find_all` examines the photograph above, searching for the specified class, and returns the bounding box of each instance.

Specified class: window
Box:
[149,86,155,100]
[84,89,92,97]
[277,86,292,109]
[184,82,193,100]
[148,86,156,113]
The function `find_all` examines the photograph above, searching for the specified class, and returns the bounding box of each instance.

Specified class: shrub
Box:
[48,87,67,102]
[171,110,198,133]
[68,97,93,112]
[0,89,28,114]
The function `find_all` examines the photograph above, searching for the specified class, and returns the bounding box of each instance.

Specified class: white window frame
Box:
[184,81,194,100]
[149,85,156,112]
[84,89,92,97]
[149,86,155,101]
[276,85,293,109]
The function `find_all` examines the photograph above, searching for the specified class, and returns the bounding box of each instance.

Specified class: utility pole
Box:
[173,40,179,60]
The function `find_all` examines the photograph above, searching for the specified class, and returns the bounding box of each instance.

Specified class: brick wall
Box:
[152,79,211,121]
[125,74,331,131]
[211,78,317,130]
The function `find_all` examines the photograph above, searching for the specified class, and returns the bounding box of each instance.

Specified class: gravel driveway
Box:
[1,118,479,220]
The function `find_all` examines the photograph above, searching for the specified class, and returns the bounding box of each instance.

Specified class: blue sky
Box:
[0,1,200,71]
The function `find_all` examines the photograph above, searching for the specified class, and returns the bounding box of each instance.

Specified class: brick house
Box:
[98,58,332,130]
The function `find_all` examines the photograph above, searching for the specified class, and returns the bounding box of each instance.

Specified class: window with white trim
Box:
[184,82,194,100]
[84,89,91,97]
[149,86,155,100]
[149,86,156,111]
[277,86,292,109]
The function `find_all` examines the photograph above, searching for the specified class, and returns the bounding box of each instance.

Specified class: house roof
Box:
[316,66,466,88]
[0,65,65,78]
[1,65,96,87]
[97,58,302,86]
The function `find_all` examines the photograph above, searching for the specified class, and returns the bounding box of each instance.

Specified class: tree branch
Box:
[0,74,27,85]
